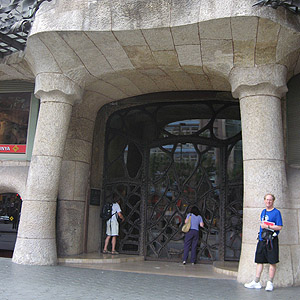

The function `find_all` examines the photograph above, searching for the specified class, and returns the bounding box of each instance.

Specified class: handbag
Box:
[182,216,191,233]
[261,228,274,242]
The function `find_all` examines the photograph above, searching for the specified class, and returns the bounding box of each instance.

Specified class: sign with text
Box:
[0,144,26,154]
[90,189,101,206]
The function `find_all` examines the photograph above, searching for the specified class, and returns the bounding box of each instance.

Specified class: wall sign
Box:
[90,189,101,206]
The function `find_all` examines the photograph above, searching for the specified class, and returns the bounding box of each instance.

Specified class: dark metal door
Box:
[102,100,243,262]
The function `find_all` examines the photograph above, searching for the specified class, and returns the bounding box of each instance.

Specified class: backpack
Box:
[100,203,113,221]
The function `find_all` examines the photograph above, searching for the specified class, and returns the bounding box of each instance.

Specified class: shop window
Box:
[0,91,39,160]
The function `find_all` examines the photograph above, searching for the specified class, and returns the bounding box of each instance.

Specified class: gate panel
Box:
[102,98,243,262]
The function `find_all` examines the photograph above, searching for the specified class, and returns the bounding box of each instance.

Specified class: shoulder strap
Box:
[263,209,267,220]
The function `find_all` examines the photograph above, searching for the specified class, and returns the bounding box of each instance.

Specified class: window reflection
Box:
[0,93,31,154]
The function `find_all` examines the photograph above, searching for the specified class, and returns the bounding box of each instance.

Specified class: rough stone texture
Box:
[237,243,256,281]
[111,0,172,31]
[87,205,101,253]
[275,245,294,287]
[243,207,299,246]
[86,79,128,100]
[171,0,201,27]
[59,161,76,200]
[0,52,34,81]
[56,97,96,256]
[230,64,288,99]
[17,200,56,239]
[237,243,294,287]
[38,32,89,79]
[12,76,81,265]
[199,18,232,39]
[176,45,202,67]
[32,101,73,157]
[287,166,300,208]
[256,18,280,65]
[243,161,287,209]
[201,39,233,77]
[72,91,109,121]
[240,96,284,160]
[291,245,300,286]
[24,35,61,75]
[13,237,57,265]
[63,139,92,163]
[231,65,297,286]
[25,156,62,201]
[73,162,90,201]
[35,73,83,104]
[15,1,298,98]
[279,209,299,245]
[57,200,85,256]
[241,208,262,242]
[67,117,95,144]
[171,24,200,45]
[0,0,299,287]
[231,17,257,67]
[0,165,28,196]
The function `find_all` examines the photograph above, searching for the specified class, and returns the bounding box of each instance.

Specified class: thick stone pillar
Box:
[57,92,102,256]
[12,73,82,265]
[230,65,296,287]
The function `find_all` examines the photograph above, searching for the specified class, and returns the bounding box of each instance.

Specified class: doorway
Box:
[102,96,243,263]
[0,193,22,257]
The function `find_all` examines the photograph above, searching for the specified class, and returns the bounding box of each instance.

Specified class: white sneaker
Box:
[244,280,262,289]
[265,281,274,291]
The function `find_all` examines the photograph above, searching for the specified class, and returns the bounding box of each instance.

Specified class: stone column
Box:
[12,73,82,265]
[230,65,295,287]
[57,92,102,256]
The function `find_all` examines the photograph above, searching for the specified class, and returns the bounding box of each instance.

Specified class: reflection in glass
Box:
[103,99,243,262]
[0,93,31,147]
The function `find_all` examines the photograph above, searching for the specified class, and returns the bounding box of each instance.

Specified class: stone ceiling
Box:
[1,0,300,104]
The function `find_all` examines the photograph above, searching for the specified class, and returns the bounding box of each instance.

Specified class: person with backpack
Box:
[244,193,283,291]
[102,198,125,255]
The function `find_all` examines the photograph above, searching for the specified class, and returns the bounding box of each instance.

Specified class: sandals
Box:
[103,250,119,254]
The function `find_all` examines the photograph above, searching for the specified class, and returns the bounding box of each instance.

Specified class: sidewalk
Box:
[0,257,299,300]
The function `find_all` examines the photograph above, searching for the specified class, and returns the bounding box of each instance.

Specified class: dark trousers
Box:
[183,229,199,263]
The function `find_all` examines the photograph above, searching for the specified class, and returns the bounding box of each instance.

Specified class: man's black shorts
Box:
[255,237,279,264]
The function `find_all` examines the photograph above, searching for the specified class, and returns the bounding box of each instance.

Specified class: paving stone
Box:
[0,258,300,300]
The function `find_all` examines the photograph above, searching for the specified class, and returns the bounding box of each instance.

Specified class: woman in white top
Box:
[103,200,125,255]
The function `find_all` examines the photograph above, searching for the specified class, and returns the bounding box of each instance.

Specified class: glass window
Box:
[0,92,31,154]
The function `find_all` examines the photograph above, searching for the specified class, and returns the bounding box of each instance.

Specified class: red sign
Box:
[0,144,26,154]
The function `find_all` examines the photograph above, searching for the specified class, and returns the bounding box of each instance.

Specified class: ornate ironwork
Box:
[0,0,52,58]
[253,0,300,13]
[103,98,243,262]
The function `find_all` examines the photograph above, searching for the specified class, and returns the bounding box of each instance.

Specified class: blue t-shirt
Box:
[259,208,283,241]
[186,213,203,231]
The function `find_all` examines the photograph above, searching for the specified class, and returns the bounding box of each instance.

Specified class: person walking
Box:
[244,193,283,291]
[182,206,204,265]
[103,199,125,255]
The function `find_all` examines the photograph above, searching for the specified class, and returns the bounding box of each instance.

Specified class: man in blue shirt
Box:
[244,194,283,291]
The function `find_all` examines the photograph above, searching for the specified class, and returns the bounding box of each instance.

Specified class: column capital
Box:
[229,64,288,99]
[34,73,83,105]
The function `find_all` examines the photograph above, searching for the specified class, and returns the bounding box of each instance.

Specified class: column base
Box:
[237,242,294,287]
[12,236,57,265]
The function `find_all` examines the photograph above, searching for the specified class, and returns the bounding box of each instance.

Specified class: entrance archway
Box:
[102,94,243,263]
[0,193,22,257]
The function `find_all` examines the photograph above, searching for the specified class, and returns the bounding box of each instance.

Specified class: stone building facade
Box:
[0,0,300,288]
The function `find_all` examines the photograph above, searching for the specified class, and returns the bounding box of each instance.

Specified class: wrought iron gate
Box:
[102,99,243,262]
